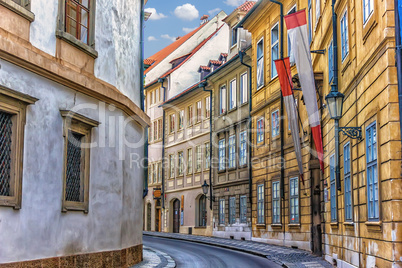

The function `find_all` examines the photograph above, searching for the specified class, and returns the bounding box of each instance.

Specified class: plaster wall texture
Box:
[0,59,144,263]
[144,11,227,85]
[167,24,229,99]
[29,0,142,107]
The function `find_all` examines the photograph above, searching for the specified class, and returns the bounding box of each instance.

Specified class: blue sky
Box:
[144,0,252,58]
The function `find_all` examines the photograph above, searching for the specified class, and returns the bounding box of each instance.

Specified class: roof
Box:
[144,23,206,75]
[236,0,262,29]
[236,1,256,12]
[204,53,240,80]
[209,60,222,66]
[160,80,206,106]
[220,53,228,58]
[199,66,211,71]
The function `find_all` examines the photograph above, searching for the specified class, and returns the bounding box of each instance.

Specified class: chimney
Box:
[200,15,209,25]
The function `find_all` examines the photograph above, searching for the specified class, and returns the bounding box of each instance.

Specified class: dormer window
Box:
[231,26,238,47]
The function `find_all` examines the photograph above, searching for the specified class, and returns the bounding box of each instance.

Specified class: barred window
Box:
[240,195,247,223]
[257,184,264,224]
[228,135,236,168]
[272,181,280,224]
[0,112,13,198]
[289,177,299,223]
[61,110,99,213]
[229,196,236,224]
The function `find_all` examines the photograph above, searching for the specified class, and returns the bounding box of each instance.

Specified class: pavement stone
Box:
[133,246,176,268]
[144,231,333,268]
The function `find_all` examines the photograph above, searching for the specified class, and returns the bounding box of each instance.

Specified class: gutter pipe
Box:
[141,0,148,198]
[159,78,166,209]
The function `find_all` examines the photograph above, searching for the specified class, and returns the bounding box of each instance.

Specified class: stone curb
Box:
[144,232,331,268]
[146,246,176,268]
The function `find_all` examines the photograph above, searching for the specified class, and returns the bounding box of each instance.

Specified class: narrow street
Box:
[143,236,281,268]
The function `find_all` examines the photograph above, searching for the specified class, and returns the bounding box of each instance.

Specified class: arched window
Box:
[199,195,207,227]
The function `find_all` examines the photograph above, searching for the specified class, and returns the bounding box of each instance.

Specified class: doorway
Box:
[147,203,152,231]
[173,199,180,233]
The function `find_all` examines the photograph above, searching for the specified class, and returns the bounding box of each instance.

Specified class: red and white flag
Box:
[275,57,304,183]
[285,9,324,172]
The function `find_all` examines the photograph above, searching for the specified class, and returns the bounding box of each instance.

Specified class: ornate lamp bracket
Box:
[339,127,362,140]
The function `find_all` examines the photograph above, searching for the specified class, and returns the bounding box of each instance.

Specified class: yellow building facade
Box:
[241,0,401,267]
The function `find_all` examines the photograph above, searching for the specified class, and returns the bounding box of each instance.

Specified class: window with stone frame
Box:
[169,154,174,179]
[289,177,299,223]
[240,195,247,223]
[178,151,184,176]
[272,180,281,224]
[169,113,175,134]
[257,184,265,224]
[229,79,237,110]
[157,162,162,183]
[218,139,226,171]
[196,101,202,123]
[188,105,194,126]
[239,131,247,166]
[229,196,236,224]
[205,96,210,118]
[219,198,225,224]
[187,148,193,174]
[205,142,210,170]
[10,0,31,9]
[178,110,184,130]
[60,110,99,213]
[271,23,279,78]
[228,135,236,169]
[56,0,97,57]
[256,37,264,89]
[0,86,37,209]
[196,145,202,172]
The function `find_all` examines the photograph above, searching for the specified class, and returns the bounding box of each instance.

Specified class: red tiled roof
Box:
[220,53,228,58]
[144,23,206,75]
[199,66,211,71]
[144,58,155,66]
[209,60,222,65]
[237,1,256,12]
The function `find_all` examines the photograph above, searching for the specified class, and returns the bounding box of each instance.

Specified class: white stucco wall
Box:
[144,11,227,85]
[29,0,142,107]
[0,55,144,263]
[167,24,229,99]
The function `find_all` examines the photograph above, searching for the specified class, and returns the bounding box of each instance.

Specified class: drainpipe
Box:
[159,78,166,209]
[140,0,148,198]
[239,51,253,205]
[331,0,341,191]
[394,0,402,147]
[200,80,213,210]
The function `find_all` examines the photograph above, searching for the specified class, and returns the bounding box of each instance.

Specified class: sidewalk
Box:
[143,231,333,268]
[133,246,176,268]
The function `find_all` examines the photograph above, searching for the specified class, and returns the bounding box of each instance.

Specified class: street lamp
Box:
[201,180,215,201]
[325,90,344,120]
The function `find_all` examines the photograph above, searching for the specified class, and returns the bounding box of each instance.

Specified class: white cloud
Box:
[224,0,246,7]
[144,8,167,20]
[182,27,197,34]
[161,34,176,42]
[148,36,158,41]
[208,8,221,15]
[174,4,199,21]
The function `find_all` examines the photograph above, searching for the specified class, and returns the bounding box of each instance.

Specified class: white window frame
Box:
[228,135,236,168]
[271,22,279,79]
[289,177,299,223]
[340,9,349,62]
[366,121,379,221]
[330,154,337,222]
[256,37,264,90]
[271,109,280,137]
[239,131,247,166]
[229,79,237,110]
[257,184,265,224]
[240,72,248,104]
[363,0,374,25]
[344,142,353,222]
[272,181,281,224]
[220,85,227,114]
[218,139,226,171]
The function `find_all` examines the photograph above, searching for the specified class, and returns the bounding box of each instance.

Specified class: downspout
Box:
[200,80,213,210]
[239,51,253,205]
[140,0,148,198]
[394,0,402,147]
[331,0,341,191]
[269,0,285,245]
[159,78,166,209]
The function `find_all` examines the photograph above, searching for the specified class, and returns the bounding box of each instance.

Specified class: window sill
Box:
[56,30,98,59]
[217,169,226,174]
[194,226,207,229]
[228,107,237,113]
[239,102,249,108]
[362,17,377,44]
[0,0,34,22]
[271,223,282,228]
[256,224,266,228]
[227,167,237,171]
[344,222,354,228]
[365,221,382,232]
[288,223,301,228]
[330,222,339,228]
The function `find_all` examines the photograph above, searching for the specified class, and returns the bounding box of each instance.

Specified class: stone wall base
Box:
[0,244,143,268]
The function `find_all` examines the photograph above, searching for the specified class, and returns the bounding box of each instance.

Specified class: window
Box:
[257,117,264,143]
[149,124,153,142]
[0,89,36,209]
[308,0,312,43]
[196,145,202,172]
[220,85,227,114]
[199,195,207,227]
[219,199,225,224]
[231,27,238,47]
[240,196,247,223]
[271,23,279,78]
[169,114,175,133]
[316,0,321,25]
[196,101,202,123]
[218,139,226,171]
[178,151,184,176]
[153,121,158,141]
[239,131,247,166]
[229,197,236,224]
[257,38,264,88]
[153,163,157,183]
[340,10,349,61]
[187,148,193,174]
[158,162,162,183]
[150,91,154,105]
[179,110,184,130]
[57,0,97,56]
[344,142,352,221]
[363,0,374,24]
[272,181,281,224]
[330,154,337,221]
[148,164,152,185]
[328,40,334,83]
[271,109,280,137]
[155,88,159,103]
[205,96,210,118]
[229,79,237,110]
[257,184,265,224]
[188,105,194,126]
[366,122,378,220]
[289,177,299,223]
[169,154,174,178]
[205,142,210,169]
[240,72,248,104]
[11,0,30,9]
[158,119,162,140]
[228,135,236,168]
[60,110,99,213]
[287,5,297,63]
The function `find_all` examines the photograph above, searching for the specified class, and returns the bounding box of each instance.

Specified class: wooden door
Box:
[147,203,152,231]
[173,199,180,233]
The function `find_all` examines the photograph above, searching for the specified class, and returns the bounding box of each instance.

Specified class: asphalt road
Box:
[143,235,281,268]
